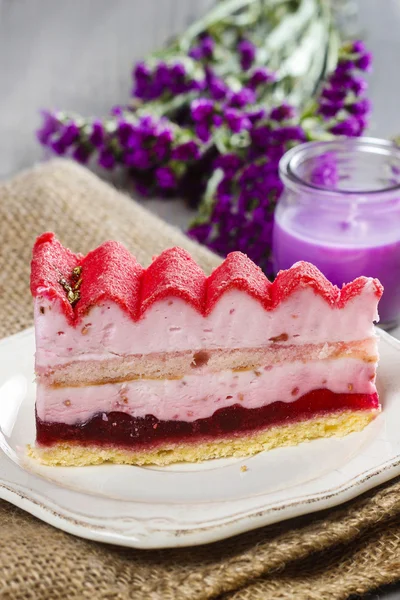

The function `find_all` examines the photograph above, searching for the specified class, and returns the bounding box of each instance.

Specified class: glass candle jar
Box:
[273,138,400,330]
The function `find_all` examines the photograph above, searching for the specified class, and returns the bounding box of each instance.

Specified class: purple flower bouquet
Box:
[37,0,372,275]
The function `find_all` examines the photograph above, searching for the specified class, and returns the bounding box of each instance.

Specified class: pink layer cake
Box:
[29,233,383,466]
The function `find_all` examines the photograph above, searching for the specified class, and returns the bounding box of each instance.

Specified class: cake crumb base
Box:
[28,409,378,467]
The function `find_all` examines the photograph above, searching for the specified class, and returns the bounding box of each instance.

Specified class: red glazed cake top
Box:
[140,247,206,317]
[207,251,271,311]
[30,233,383,324]
[76,241,143,320]
[272,261,340,306]
[31,233,83,321]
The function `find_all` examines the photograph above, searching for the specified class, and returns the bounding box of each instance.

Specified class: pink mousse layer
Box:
[36,358,377,424]
[34,286,379,370]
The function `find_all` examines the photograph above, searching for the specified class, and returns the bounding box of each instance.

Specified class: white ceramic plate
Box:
[1,327,400,549]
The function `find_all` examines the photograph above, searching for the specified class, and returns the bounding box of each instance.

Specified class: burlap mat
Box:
[1,159,400,600]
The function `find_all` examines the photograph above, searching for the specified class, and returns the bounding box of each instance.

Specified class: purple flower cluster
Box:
[190,96,253,142]
[189,34,215,61]
[248,67,276,89]
[318,40,372,136]
[188,42,372,274]
[133,61,203,100]
[36,110,201,196]
[238,39,256,71]
[188,105,306,274]
[132,28,277,114]
[37,112,93,164]
[180,33,275,147]
[37,24,373,280]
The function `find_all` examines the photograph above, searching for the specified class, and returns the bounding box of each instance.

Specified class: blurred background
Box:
[1,0,399,214]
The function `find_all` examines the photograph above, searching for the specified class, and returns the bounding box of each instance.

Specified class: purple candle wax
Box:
[274,139,400,329]
[273,211,400,324]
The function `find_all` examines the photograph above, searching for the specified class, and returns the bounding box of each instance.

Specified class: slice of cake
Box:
[29,233,382,466]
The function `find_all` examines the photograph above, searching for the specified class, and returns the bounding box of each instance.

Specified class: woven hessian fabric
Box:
[1,159,400,600]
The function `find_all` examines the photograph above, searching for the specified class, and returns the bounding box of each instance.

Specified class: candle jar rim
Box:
[279,137,400,202]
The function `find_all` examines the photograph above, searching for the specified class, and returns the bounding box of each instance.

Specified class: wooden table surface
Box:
[1,1,400,598]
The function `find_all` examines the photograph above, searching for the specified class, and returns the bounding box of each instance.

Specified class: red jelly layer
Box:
[36,389,379,449]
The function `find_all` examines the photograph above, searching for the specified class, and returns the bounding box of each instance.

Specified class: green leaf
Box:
[191,168,224,225]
